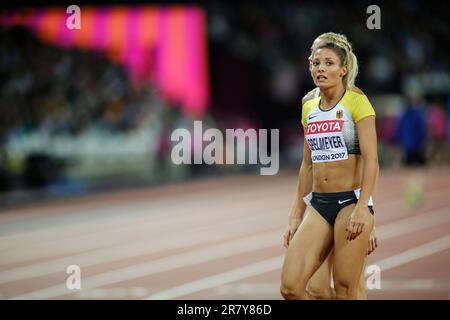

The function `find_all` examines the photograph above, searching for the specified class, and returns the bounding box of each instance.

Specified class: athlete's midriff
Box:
[312,155,362,192]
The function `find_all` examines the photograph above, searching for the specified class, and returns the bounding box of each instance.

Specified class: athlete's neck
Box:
[319,86,346,109]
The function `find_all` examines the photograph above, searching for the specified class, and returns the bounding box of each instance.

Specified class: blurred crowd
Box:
[0,27,157,139]
[0,1,449,196]
[0,26,183,192]
[207,0,449,95]
[206,0,450,165]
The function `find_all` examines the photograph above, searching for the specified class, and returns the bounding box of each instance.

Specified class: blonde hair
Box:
[309,32,359,89]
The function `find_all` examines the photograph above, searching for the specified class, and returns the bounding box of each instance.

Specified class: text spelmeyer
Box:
[307,136,344,151]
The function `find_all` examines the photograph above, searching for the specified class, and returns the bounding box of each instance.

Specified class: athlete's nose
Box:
[316,63,324,73]
[318,62,325,72]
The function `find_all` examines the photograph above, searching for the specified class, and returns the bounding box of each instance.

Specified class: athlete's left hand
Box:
[346,206,368,241]
[367,227,378,254]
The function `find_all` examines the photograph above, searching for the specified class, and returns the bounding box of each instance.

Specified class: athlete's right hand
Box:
[283,216,302,249]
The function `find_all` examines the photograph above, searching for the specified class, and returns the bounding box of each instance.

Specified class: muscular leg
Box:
[306,222,372,300]
[307,248,369,300]
[280,206,334,300]
[332,204,373,300]
[306,212,373,300]
[306,249,335,300]
[356,256,368,299]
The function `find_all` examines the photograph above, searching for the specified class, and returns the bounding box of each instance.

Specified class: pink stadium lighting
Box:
[0,5,210,116]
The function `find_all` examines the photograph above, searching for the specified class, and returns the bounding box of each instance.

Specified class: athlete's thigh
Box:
[307,249,333,292]
[332,204,373,288]
[281,206,334,288]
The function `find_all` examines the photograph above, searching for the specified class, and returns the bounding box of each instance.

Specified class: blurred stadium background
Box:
[0,0,449,300]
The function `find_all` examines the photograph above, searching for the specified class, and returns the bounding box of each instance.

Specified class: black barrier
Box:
[1,300,447,319]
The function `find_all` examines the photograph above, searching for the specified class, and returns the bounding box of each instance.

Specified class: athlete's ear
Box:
[340,66,348,77]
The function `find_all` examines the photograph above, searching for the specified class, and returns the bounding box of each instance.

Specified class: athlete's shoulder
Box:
[302,91,320,111]
[301,89,320,128]
[351,86,365,95]
[347,88,366,98]
[342,88,368,105]
[342,88,376,121]
[302,88,319,106]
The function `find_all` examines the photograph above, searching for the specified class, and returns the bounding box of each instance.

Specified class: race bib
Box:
[305,120,348,163]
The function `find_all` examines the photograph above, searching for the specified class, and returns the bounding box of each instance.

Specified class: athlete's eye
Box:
[326,61,334,66]
[312,61,319,66]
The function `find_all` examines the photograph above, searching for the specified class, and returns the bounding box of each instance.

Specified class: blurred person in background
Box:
[426,101,448,165]
[396,91,427,166]
[281,33,378,300]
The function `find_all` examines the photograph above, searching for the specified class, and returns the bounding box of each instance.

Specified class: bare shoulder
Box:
[302,88,318,106]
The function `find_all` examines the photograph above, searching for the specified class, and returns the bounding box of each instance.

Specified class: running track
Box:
[0,166,449,300]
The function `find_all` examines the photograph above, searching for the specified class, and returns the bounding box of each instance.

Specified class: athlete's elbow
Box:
[368,158,379,172]
[302,156,312,168]
[302,161,313,174]
[361,152,378,165]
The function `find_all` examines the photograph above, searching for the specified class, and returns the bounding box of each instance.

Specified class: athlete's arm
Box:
[367,166,379,254]
[283,138,313,248]
[283,91,316,248]
[294,93,315,220]
[347,115,379,241]
[352,86,379,252]
[295,138,313,218]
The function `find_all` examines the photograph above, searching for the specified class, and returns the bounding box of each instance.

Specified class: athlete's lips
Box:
[316,75,327,80]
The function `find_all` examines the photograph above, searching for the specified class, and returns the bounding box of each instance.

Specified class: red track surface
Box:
[0,166,449,300]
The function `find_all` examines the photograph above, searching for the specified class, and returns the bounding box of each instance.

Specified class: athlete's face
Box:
[310,48,347,89]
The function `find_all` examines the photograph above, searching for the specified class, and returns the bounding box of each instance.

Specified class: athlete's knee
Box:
[356,286,367,300]
[334,281,358,300]
[280,283,309,300]
[356,279,367,300]
[308,288,334,300]
[306,284,334,300]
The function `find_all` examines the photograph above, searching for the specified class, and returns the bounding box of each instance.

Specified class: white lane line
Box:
[6,202,450,298]
[0,188,444,268]
[0,183,289,249]
[143,234,450,300]
[211,279,450,295]
[0,192,247,244]
[376,207,450,240]
[4,199,449,286]
[75,287,149,299]
[2,177,448,259]
[374,235,450,271]
[213,283,281,295]
[0,195,286,266]
[379,279,447,291]
[4,178,447,253]
[0,210,282,284]
[9,230,282,300]
[145,256,283,300]
[3,203,447,284]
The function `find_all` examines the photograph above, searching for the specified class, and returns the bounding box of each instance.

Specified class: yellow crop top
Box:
[301,90,376,163]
